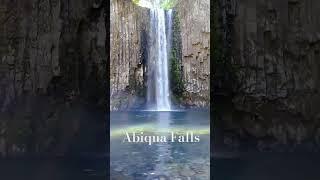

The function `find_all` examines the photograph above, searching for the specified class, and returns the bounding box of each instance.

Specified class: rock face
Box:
[0,0,210,156]
[176,0,210,108]
[216,0,320,151]
[110,0,149,111]
[0,0,107,157]
[110,0,210,110]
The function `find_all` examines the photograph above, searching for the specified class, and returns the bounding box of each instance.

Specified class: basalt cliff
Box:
[214,0,320,152]
[0,0,107,157]
[110,0,210,110]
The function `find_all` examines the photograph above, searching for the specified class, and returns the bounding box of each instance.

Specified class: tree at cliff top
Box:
[160,0,177,9]
[132,0,177,9]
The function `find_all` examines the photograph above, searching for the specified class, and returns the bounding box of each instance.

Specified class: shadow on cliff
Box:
[0,75,108,158]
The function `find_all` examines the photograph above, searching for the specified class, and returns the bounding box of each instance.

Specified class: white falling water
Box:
[147,5,172,111]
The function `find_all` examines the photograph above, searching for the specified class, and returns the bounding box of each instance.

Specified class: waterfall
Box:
[147,5,172,111]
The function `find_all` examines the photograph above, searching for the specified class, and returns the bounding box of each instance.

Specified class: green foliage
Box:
[132,0,140,5]
[160,0,177,10]
[132,0,176,10]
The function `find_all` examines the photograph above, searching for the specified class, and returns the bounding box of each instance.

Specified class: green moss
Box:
[170,50,184,95]
[169,10,184,98]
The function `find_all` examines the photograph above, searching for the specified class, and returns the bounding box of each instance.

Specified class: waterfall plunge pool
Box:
[110,111,210,180]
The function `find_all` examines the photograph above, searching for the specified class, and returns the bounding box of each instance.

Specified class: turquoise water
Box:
[110,111,210,180]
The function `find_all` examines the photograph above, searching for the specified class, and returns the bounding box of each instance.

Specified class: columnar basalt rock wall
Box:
[0,0,107,157]
[110,0,149,111]
[110,0,211,110]
[218,0,320,151]
[176,0,210,108]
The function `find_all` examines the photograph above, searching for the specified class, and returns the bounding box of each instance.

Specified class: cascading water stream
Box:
[147,4,172,111]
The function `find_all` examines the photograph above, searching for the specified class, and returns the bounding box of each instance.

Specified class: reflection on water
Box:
[149,112,171,178]
[110,111,210,180]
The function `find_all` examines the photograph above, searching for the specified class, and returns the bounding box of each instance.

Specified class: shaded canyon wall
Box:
[0,0,107,157]
[216,0,320,151]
